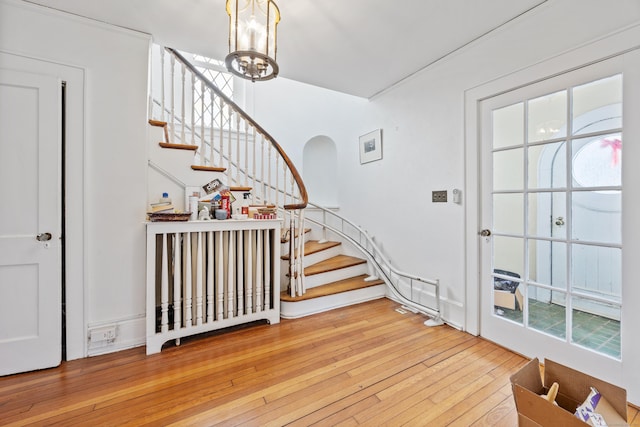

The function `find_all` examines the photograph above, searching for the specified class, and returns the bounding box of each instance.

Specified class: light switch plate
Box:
[432,190,447,202]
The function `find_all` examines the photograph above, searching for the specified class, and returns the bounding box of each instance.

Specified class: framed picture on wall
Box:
[359,129,382,164]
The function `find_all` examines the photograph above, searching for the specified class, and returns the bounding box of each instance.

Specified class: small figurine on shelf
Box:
[198,206,210,221]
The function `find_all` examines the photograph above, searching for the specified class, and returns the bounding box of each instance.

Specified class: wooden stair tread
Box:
[281,228,311,243]
[281,274,384,302]
[191,165,226,172]
[159,142,198,151]
[281,240,341,260]
[303,255,367,276]
[148,119,167,127]
[230,186,252,192]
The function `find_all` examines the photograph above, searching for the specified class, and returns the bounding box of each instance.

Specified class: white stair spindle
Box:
[291,171,297,227]
[190,73,196,148]
[173,232,182,330]
[289,220,296,297]
[228,108,234,185]
[260,135,266,204]
[219,98,224,170]
[291,171,296,211]
[160,47,165,121]
[252,128,257,201]
[244,121,249,186]
[236,115,241,185]
[296,210,306,296]
[268,143,272,204]
[210,91,215,167]
[275,155,280,210]
[227,105,233,183]
[180,64,186,145]
[170,54,176,144]
[200,80,205,165]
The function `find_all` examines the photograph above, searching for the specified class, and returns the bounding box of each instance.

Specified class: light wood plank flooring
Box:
[1,298,638,426]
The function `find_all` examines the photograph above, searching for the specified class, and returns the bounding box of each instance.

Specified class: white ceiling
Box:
[24,0,547,98]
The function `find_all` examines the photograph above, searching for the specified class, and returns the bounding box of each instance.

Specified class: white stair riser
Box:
[280,232,311,252]
[280,285,387,319]
[148,127,234,191]
[304,263,369,289]
[302,246,342,267]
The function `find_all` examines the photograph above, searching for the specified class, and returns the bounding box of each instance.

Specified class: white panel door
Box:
[0,69,61,375]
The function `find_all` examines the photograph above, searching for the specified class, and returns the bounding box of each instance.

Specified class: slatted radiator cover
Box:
[145,219,281,354]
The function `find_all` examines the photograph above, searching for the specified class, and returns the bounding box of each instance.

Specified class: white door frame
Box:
[0,50,86,360]
[464,25,640,404]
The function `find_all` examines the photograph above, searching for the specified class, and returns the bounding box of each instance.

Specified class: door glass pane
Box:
[494,270,523,324]
[572,134,622,189]
[572,296,621,359]
[528,90,567,143]
[528,239,566,289]
[494,236,524,279]
[494,193,523,235]
[572,191,621,244]
[572,75,622,136]
[571,244,621,301]
[493,102,523,149]
[493,148,523,191]
[528,285,566,339]
[528,192,566,239]
[528,142,566,189]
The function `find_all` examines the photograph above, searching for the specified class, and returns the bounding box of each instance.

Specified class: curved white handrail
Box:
[305,202,442,322]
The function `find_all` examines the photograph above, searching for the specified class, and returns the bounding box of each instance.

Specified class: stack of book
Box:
[149,201,175,213]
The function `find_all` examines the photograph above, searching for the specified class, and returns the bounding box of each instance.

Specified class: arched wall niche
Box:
[302,135,338,207]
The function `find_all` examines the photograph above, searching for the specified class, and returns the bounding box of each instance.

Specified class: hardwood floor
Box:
[1,298,638,426]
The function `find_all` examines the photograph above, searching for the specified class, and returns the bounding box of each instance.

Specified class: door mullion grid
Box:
[523,100,530,329]
[565,85,574,346]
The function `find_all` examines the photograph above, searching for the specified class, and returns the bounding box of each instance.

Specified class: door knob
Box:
[36,232,52,242]
[555,216,565,226]
[479,229,492,237]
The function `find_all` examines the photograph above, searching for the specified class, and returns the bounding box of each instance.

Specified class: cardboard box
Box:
[510,358,628,427]
[494,284,524,311]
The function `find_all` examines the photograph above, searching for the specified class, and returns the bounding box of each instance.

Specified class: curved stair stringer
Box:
[301,203,443,326]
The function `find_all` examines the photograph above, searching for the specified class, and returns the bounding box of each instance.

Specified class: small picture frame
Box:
[359,129,382,164]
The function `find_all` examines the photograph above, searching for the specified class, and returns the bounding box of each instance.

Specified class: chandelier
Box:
[225,0,280,82]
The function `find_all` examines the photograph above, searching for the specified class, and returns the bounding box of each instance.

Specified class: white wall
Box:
[0,0,150,356]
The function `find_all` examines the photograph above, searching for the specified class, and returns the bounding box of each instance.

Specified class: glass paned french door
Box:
[481,67,623,361]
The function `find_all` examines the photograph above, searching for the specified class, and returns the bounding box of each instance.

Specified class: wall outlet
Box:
[89,325,116,343]
[432,190,447,203]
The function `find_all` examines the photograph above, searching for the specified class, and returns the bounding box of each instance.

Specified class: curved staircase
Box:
[280,232,386,319]
[147,44,442,325]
